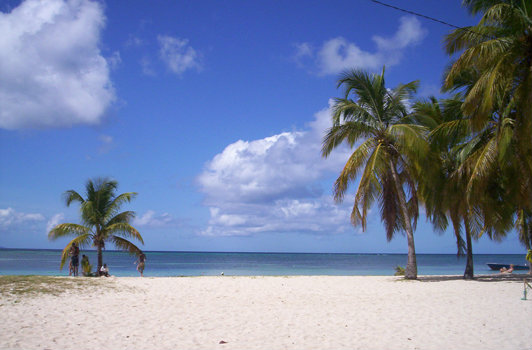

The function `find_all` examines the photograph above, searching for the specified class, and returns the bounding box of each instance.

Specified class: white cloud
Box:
[125,35,144,48]
[108,51,122,69]
[140,56,156,76]
[292,42,314,67]
[46,213,65,232]
[197,102,355,237]
[202,197,352,237]
[373,16,427,51]
[158,35,201,75]
[134,210,174,227]
[0,0,115,130]
[295,16,427,75]
[317,37,383,74]
[98,134,113,153]
[294,42,313,58]
[0,208,45,228]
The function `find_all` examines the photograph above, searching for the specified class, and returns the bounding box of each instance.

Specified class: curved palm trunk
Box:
[463,217,474,280]
[389,160,417,279]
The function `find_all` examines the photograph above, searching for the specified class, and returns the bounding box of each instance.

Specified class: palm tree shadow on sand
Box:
[416,274,531,283]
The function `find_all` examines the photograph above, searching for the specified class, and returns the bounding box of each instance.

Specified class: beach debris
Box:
[219,340,228,344]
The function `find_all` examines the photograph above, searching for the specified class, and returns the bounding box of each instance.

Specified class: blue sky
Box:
[0,0,525,254]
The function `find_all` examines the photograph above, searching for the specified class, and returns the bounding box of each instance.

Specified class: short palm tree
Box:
[322,68,427,279]
[48,178,144,272]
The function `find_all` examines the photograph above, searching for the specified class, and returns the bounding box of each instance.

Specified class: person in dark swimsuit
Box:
[135,253,146,277]
[69,243,80,276]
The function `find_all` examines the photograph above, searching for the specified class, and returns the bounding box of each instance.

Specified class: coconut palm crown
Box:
[48,177,144,272]
[444,0,532,213]
[322,67,428,279]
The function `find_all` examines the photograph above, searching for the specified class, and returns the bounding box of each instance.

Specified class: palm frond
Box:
[110,236,143,256]
[449,210,465,256]
[63,190,84,207]
[58,234,92,269]
[107,211,136,226]
[48,223,91,240]
[105,192,138,222]
[380,169,401,241]
[351,144,387,230]
[331,138,376,201]
[105,222,144,245]
[466,137,498,197]
[321,121,374,157]
[388,124,429,160]
[497,117,514,163]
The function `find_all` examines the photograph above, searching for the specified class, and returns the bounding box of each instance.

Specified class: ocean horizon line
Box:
[0,247,525,256]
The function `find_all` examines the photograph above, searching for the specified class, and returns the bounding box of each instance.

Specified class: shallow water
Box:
[0,249,529,277]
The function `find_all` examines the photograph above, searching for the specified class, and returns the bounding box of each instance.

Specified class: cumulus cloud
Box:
[134,210,175,227]
[158,35,202,75]
[202,198,352,237]
[197,102,355,237]
[46,213,65,232]
[0,0,115,130]
[0,208,45,228]
[373,16,427,51]
[295,16,427,75]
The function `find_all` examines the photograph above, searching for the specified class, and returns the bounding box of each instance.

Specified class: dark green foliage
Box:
[48,178,144,272]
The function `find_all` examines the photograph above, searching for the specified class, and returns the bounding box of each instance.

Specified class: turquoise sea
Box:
[0,249,529,277]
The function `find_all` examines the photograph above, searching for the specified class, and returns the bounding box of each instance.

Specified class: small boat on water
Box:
[486,263,530,271]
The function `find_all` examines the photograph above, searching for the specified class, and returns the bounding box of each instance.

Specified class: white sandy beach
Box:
[1,275,531,350]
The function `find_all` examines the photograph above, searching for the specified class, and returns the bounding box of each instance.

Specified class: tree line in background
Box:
[323,0,532,279]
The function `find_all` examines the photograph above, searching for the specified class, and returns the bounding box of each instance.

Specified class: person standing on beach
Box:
[134,252,146,277]
[69,243,80,276]
[81,254,91,276]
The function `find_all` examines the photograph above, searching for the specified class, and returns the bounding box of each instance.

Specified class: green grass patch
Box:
[0,275,116,299]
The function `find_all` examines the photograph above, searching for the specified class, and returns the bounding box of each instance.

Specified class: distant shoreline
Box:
[0,247,527,255]
[1,249,528,277]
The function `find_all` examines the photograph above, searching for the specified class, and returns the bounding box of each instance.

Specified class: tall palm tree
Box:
[322,68,427,279]
[443,56,523,255]
[48,177,144,272]
[444,0,532,217]
[413,95,484,279]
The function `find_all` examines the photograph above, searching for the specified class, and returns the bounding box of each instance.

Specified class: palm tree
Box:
[444,0,532,218]
[322,67,427,279]
[413,95,484,279]
[443,53,524,256]
[445,1,532,126]
[48,177,144,272]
